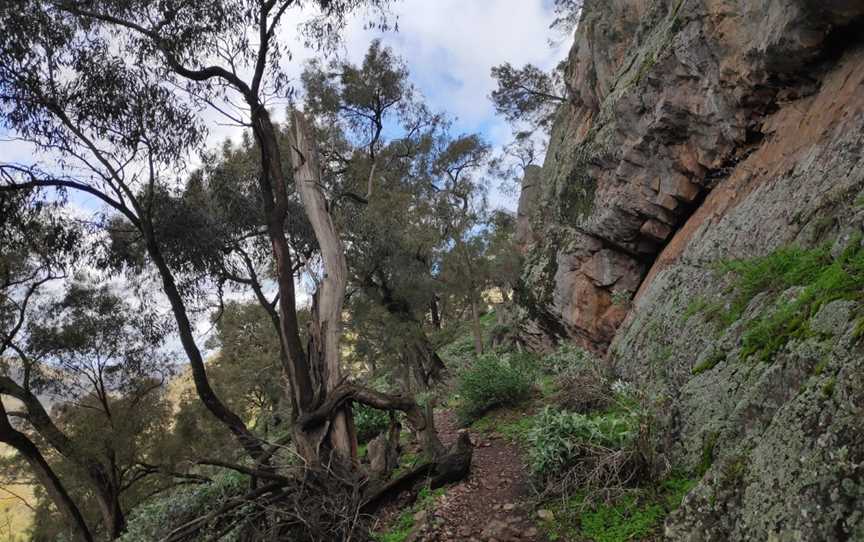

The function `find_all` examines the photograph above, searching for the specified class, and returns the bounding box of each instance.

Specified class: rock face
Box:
[515,0,864,538]
[516,0,864,353]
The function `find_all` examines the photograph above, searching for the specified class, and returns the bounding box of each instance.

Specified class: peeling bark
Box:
[288,110,355,467]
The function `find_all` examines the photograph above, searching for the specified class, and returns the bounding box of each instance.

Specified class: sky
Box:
[216,0,570,209]
[0,0,572,352]
[1,0,569,209]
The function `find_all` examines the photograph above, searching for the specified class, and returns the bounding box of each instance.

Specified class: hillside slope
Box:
[515,0,864,539]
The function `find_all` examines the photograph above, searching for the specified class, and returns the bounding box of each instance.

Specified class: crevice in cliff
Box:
[820,15,864,66]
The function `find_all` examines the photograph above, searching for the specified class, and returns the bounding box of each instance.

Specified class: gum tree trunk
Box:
[288,110,356,467]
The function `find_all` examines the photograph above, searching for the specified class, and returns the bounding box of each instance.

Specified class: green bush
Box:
[119,471,248,542]
[354,402,390,443]
[542,343,596,375]
[455,353,532,424]
[526,406,640,481]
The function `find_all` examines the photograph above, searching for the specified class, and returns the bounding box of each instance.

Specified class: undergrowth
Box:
[540,474,697,542]
[371,486,445,542]
[455,352,533,424]
[526,406,641,483]
[692,237,864,362]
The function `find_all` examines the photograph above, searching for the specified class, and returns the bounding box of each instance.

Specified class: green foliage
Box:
[455,353,533,424]
[498,416,536,444]
[698,432,719,476]
[715,245,832,325]
[822,377,837,399]
[540,474,697,542]
[489,62,566,130]
[119,471,248,542]
[691,350,726,376]
[526,406,640,481]
[735,240,864,361]
[472,409,536,444]
[682,298,710,322]
[372,486,445,542]
[579,494,664,542]
[205,301,284,429]
[354,403,391,443]
[541,343,597,375]
[693,239,864,362]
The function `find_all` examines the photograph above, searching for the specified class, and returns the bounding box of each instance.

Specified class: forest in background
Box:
[0,1,583,540]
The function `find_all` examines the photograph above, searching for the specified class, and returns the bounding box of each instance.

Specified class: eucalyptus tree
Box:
[301,41,494,387]
[489,62,568,133]
[0,192,92,541]
[1,0,459,486]
[1,275,181,539]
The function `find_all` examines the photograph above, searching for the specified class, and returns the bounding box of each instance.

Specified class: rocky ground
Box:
[398,411,546,542]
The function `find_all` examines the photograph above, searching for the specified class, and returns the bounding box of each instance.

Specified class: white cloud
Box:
[339,0,567,140]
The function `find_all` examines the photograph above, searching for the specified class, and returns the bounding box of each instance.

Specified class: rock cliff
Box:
[515,0,864,538]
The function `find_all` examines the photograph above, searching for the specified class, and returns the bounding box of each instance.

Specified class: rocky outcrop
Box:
[514,165,542,252]
[516,0,864,352]
[515,0,864,537]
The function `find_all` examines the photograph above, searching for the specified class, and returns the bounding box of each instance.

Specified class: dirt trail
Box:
[410,410,546,542]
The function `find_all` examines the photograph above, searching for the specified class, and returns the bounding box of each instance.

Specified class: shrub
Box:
[455,353,532,424]
[526,407,639,482]
[120,471,248,542]
[542,343,597,375]
[354,402,391,443]
[554,362,614,413]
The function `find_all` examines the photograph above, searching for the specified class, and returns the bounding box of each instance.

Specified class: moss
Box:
[498,416,535,444]
[579,495,665,542]
[470,406,536,445]
[853,316,864,342]
[813,358,829,376]
[683,298,710,322]
[516,241,562,321]
[630,0,686,87]
[559,149,598,224]
[812,215,836,241]
[692,349,726,376]
[392,450,420,479]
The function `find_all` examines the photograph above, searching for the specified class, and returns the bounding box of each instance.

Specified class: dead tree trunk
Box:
[288,110,355,468]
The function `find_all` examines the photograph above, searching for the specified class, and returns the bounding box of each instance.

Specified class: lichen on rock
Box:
[513,0,864,536]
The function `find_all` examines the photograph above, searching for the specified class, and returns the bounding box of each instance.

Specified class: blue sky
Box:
[1,1,569,210]
[0,1,571,352]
